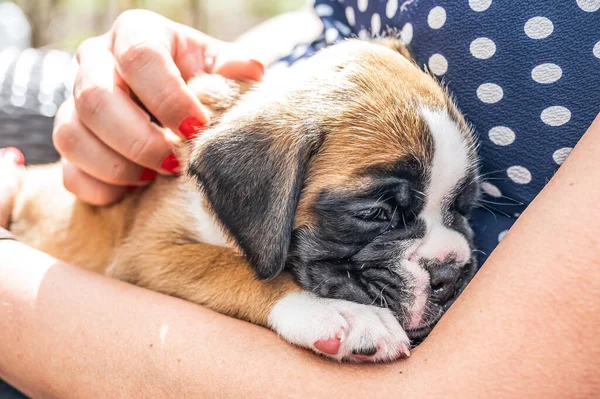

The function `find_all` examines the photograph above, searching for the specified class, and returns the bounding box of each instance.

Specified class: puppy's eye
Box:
[355,207,390,222]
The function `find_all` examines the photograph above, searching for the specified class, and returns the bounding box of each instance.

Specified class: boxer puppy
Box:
[10,38,480,362]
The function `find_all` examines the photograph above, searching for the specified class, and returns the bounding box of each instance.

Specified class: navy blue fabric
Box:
[0,380,27,399]
[278,0,600,265]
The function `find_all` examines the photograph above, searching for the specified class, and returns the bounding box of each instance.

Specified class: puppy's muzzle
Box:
[427,261,462,307]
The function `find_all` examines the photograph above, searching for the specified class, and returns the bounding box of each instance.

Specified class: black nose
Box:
[429,265,460,305]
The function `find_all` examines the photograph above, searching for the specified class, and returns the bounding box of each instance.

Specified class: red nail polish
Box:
[250,59,265,77]
[178,116,205,140]
[160,153,181,174]
[140,168,157,182]
[1,147,25,166]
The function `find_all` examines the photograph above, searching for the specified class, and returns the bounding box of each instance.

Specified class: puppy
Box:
[9,39,480,362]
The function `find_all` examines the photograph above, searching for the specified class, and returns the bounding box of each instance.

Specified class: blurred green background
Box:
[7,0,305,50]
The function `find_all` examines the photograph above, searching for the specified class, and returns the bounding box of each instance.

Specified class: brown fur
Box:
[9,39,457,329]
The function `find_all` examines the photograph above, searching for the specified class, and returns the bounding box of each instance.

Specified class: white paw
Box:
[268,292,410,362]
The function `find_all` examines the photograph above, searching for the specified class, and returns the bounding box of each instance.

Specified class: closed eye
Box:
[355,207,391,222]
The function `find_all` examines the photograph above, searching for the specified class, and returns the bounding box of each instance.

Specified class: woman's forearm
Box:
[2,113,600,398]
[0,241,347,398]
[234,6,323,67]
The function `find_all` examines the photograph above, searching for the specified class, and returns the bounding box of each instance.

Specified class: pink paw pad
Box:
[314,337,342,355]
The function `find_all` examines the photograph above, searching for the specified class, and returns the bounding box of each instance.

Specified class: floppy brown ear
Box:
[187,120,323,280]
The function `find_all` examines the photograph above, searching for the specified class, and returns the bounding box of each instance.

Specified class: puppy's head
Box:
[188,39,480,338]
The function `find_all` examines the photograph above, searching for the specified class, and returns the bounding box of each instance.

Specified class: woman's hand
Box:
[53,10,264,206]
[0,147,24,229]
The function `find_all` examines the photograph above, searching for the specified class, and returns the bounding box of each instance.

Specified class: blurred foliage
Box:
[7,0,305,50]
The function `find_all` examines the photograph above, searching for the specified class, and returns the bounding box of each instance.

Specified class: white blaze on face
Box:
[417,107,473,265]
[402,107,474,329]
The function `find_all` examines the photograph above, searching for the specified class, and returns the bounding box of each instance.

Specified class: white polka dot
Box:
[541,106,571,126]
[427,6,446,29]
[400,23,413,45]
[358,29,369,40]
[524,16,553,39]
[315,4,334,16]
[345,7,356,26]
[371,13,381,34]
[593,41,600,59]
[531,63,562,84]
[469,0,492,12]
[498,229,508,242]
[577,0,600,12]
[428,53,448,76]
[386,0,399,18]
[552,147,573,165]
[488,126,515,146]
[477,83,503,104]
[507,165,532,184]
[481,182,502,198]
[325,28,339,43]
[334,21,352,36]
[358,0,369,12]
[470,37,496,59]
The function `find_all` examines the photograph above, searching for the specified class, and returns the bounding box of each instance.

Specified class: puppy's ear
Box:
[188,121,323,280]
[371,38,412,60]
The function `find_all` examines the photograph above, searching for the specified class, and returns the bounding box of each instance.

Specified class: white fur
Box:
[416,108,472,265]
[184,190,229,247]
[402,257,431,329]
[269,292,410,362]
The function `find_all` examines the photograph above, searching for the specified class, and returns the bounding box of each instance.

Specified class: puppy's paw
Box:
[268,292,410,362]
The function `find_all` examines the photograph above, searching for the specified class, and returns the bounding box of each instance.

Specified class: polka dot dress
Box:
[278,0,600,266]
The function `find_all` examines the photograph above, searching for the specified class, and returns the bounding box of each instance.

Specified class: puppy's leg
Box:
[107,243,410,362]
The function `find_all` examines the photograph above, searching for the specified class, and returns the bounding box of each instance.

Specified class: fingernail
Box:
[160,153,181,174]
[250,59,265,77]
[1,147,25,166]
[179,116,205,140]
[140,168,157,182]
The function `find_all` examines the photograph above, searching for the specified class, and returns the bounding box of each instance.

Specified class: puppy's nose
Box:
[429,264,460,305]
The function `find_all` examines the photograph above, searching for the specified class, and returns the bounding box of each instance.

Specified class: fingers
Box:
[53,98,153,186]
[61,159,128,206]
[208,42,265,82]
[214,59,264,82]
[111,11,210,139]
[74,37,178,172]
[172,25,265,82]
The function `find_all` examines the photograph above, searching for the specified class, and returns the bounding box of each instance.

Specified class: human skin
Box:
[53,8,322,206]
[1,114,599,398]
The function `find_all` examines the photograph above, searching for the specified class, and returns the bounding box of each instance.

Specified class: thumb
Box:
[172,28,264,82]
[214,57,264,82]
[210,42,265,82]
